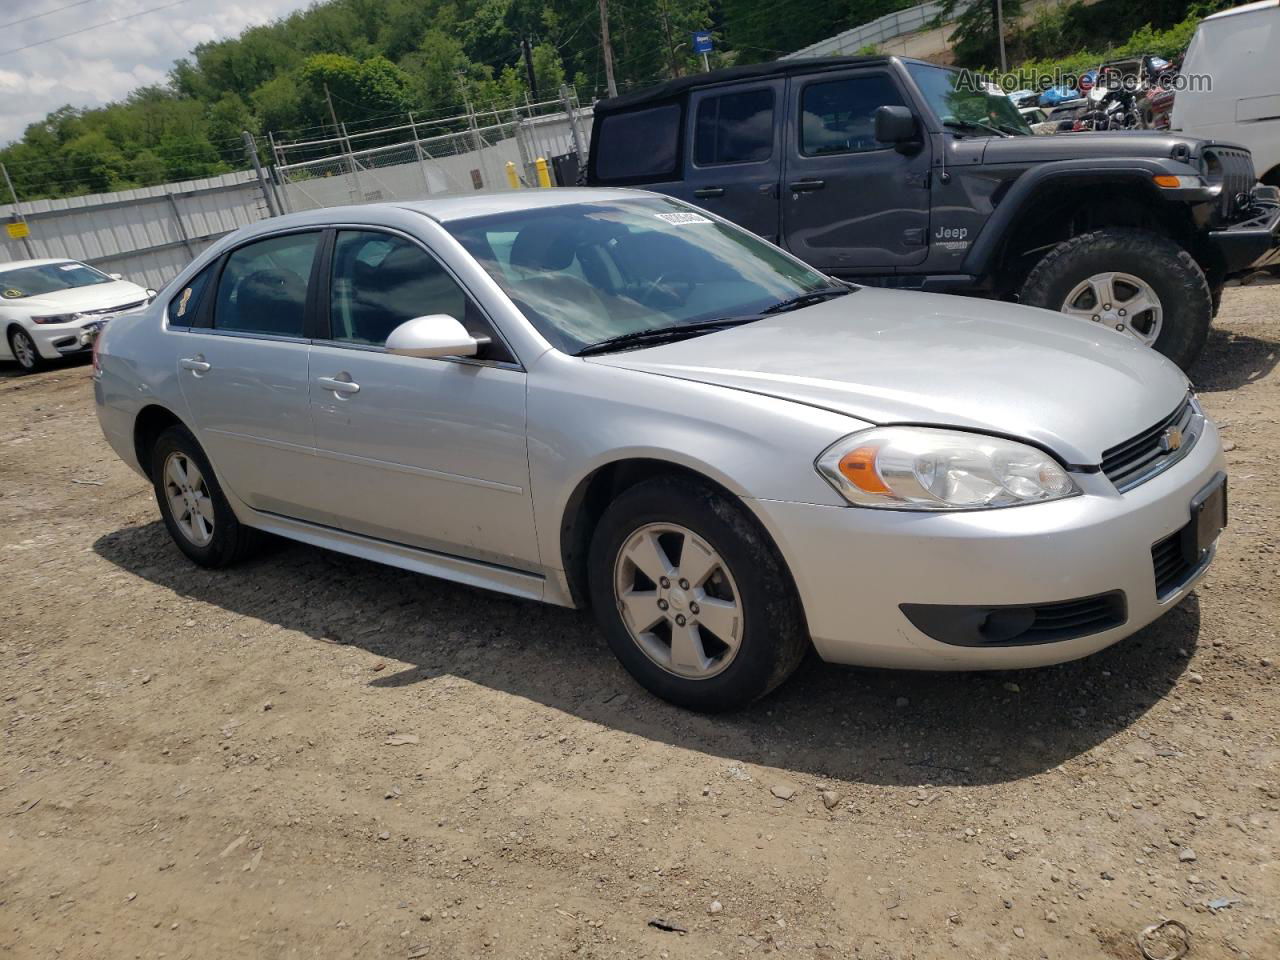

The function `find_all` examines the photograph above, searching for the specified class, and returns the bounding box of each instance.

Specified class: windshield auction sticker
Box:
[654,212,712,225]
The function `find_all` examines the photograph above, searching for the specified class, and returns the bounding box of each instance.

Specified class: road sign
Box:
[6,221,30,240]
[692,30,713,54]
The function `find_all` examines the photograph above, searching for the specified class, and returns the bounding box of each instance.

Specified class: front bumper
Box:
[747,417,1227,670]
[1208,200,1280,276]
[29,319,107,359]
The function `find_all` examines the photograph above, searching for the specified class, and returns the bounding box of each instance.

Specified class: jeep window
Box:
[694,88,774,165]
[906,62,1030,136]
[800,74,906,156]
[594,103,683,182]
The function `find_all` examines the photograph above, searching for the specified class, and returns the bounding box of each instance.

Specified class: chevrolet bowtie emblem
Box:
[1160,426,1184,453]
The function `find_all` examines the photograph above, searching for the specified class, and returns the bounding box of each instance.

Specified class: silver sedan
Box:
[93,189,1227,710]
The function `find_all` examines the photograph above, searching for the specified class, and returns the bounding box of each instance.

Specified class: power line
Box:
[0,0,197,57]
[0,0,101,30]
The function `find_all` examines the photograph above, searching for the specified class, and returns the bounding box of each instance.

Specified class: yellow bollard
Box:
[535,157,552,188]
[505,161,520,189]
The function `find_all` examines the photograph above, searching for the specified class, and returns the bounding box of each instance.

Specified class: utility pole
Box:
[1,162,36,258]
[659,0,681,78]
[994,0,1007,74]
[598,0,618,98]
[521,36,538,99]
[241,131,278,218]
[323,83,341,137]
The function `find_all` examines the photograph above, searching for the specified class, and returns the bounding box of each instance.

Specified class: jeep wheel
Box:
[1019,228,1212,370]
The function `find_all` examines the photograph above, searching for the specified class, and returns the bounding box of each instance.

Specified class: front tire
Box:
[8,327,44,373]
[587,478,809,711]
[151,425,261,568]
[1018,227,1212,370]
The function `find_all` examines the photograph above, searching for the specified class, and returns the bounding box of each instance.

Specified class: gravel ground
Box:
[1,285,1277,960]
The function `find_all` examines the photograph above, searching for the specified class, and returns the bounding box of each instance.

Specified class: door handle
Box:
[693,186,725,198]
[788,179,826,192]
[179,356,211,373]
[317,375,360,396]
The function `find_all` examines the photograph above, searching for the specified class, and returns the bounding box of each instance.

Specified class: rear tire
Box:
[151,425,261,568]
[8,327,44,373]
[1019,227,1212,370]
[587,477,809,711]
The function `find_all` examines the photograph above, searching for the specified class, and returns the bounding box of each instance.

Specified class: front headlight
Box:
[816,427,1079,510]
[30,312,87,325]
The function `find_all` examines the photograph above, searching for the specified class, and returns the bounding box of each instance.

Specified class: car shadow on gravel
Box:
[1191,327,1280,393]
[94,520,1200,788]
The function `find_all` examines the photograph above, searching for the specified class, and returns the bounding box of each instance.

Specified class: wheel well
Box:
[559,458,745,608]
[992,180,1203,297]
[133,405,184,478]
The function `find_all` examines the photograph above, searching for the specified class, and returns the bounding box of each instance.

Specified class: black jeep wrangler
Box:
[585,56,1280,369]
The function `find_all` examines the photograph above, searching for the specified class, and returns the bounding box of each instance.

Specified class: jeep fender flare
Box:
[959,158,1187,280]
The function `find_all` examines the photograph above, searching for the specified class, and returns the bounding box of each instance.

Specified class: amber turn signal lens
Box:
[1152,175,1181,188]
[837,445,890,494]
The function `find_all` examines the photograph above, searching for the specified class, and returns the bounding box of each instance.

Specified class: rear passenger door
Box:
[674,81,784,243]
[175,230,330,525]
[782,67,931,270]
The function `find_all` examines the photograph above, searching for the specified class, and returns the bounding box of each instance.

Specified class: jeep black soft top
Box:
[587,55,1280,368]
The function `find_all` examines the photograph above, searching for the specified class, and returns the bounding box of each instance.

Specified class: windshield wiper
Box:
[943,118,1012,138]
[761,285,853,315]
[576,317,759,356]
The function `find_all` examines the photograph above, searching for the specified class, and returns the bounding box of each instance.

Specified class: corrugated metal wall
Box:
[1,171,269,291]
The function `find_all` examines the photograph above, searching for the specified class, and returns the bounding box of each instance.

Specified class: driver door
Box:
[781,68,932,270]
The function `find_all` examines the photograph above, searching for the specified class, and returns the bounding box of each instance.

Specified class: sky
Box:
[0,0,317,146]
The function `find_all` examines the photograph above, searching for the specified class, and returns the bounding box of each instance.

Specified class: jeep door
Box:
[781,66,931,271]
[670,80,784,243]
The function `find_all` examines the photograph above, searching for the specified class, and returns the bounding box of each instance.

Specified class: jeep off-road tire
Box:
[1019,227,1212,370]
[587,477,810,712]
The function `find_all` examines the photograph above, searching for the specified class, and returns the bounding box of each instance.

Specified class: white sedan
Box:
[1,258,154,372]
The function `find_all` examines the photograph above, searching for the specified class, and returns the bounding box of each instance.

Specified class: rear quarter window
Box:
[167,265,214,328]
[593,103,683,183]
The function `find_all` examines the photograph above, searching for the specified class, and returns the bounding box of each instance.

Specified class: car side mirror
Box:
[385,315,489,359]
[874,105,920,146]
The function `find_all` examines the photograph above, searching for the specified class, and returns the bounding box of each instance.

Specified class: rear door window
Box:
[213,232,320,338]
[694,88,775,165]
[594,103,683,182]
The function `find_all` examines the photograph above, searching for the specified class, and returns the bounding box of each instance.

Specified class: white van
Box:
[1173,0,1280,184]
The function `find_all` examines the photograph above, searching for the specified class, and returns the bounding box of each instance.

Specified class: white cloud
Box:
[0,0,315,145]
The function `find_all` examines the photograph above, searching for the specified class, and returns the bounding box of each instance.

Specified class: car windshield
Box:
[906,62,1031,136]
[0,261,114,300]
[445,197,835,354]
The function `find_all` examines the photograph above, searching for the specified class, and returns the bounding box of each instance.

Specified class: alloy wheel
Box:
[163,452,215,547]
[612,522,743,680]
[1061,271,1164,346]
[11,330,37,369]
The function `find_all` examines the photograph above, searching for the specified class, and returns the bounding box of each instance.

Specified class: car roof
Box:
[0,257,78,271]
[1203,0,1276,20]
[592,55,936,115]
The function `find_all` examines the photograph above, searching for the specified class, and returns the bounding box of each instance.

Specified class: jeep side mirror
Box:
[874,105,920,145]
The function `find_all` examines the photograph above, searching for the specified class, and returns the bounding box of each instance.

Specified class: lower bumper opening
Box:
[900,591,1128,647]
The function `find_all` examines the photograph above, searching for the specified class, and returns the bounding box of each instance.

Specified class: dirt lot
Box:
[2,288,1278,960]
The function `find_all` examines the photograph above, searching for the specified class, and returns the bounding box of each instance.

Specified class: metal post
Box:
[513,107,533,183]
[1,162,37,258]
[560,84,586,161]
[408,113,434,197]
[465,98,487,189]
[340,122,363,200]
[266,131,292,214]
[165,192,195,255]
[241,131,278,218]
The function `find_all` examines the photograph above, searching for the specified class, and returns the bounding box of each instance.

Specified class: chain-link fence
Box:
[273,90,591,213]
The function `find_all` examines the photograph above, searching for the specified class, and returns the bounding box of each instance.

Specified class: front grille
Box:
[82,299,146,316]
[1151,529,1194,598]
[1203,146,1255,221]
[1101,395,1197,492]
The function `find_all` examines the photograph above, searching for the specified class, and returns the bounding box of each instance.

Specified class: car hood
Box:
[980,130,1209,164]
[588,288,1190,465]
[5,280,150,314]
